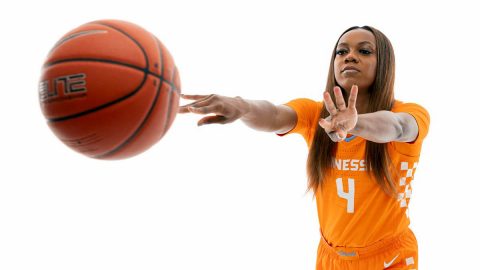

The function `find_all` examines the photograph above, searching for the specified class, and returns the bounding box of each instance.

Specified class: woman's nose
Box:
[345,52,359,63]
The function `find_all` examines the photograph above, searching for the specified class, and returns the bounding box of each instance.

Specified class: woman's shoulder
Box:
[391,100,429,114]
[286,98,323,112]
[286,98,324,120]
[288,98,323,106]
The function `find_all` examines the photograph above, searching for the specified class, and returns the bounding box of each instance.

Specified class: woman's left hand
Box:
[319,85,358,142]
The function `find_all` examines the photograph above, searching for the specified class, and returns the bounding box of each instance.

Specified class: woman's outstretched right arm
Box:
[179,94,296,134]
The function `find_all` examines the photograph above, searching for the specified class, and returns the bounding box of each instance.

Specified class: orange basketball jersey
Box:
[280,99,430,248]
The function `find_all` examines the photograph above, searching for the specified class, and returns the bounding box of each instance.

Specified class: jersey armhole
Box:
[276,104,298,136]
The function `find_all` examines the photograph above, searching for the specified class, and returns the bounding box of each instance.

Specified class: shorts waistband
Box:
[320,229,412,260]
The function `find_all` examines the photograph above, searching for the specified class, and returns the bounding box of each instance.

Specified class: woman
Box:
[179,26,429,270]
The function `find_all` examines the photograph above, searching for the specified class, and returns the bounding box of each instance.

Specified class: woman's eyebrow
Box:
[337,41,375,47]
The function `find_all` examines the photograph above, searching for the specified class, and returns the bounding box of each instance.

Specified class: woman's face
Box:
[334,29,377,93]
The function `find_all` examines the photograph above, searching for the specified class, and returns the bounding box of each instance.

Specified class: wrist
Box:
[350,114,363,135]
[235,96,251,118]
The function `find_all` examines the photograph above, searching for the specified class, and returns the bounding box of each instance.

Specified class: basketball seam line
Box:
[155,35,171,140]
[157,36,174,141]
[162,68,175,135]
[43,58,178,93]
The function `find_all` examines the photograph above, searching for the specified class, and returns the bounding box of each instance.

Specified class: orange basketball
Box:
[39,20,180,160]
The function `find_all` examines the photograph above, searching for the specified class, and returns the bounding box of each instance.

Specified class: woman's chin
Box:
[338,80,360,91]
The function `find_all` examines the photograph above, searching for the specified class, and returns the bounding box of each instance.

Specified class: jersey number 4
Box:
[336,178,355,213]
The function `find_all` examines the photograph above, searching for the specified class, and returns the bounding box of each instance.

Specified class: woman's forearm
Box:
[240,99,295,133]
[350,111,404,143]
[240,99,279,132]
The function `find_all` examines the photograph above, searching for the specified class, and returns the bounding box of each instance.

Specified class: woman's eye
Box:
[360,49,372,55]
[336,49,347,55]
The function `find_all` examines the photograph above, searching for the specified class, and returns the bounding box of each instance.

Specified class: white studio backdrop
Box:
[0,0,477,269]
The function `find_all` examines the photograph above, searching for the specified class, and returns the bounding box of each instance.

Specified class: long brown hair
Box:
[307,26,397,196]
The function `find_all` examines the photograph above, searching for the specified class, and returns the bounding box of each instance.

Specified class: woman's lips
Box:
[343,70,359,74]
[342,66,360,72]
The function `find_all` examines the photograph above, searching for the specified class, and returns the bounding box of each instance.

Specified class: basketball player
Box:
[179,26,429,270]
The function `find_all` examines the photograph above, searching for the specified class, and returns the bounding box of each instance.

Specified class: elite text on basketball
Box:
[39,73,87,103]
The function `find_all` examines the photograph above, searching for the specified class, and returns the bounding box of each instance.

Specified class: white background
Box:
[0,0,478,269]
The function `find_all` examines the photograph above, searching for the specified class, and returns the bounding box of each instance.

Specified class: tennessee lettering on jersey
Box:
[279,98,430,248]
[334,159,366,171]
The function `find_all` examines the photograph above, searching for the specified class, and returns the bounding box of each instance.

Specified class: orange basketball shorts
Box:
[316,229,418,269]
